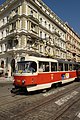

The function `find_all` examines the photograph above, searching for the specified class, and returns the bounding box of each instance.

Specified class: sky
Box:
[42,0,80,35]
[0,0,80,35]
[0,0,6,5]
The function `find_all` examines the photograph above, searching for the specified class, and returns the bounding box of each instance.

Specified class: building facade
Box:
[0,0,80,76]
[66,23,80,62]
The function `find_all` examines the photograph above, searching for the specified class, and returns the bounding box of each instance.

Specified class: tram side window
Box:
[51,62,57,71]
[73,64,80,70]
[69,64,72,70]
[65,64,68,71]
[30,62,37,72]
[39,61,49,72]
[73,64,76,70]
[58,63,63,71]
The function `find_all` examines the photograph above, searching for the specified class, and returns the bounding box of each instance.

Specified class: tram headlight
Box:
[22,80,25,85]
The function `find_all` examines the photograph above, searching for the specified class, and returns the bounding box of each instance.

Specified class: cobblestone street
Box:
[0,80,80,120]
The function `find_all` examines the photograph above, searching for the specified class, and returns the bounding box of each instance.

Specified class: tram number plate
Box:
[17,80,20,82]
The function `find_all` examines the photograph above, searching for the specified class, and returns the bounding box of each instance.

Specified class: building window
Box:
[12,22,16,30]
[8,40,13,48]
[45,34,46,39]
[49,24,50,30]
[40,45,43,53]
[31,23,36,31]
[5,44,7,51]
[21,57,25,61]
[45,21,47,27]
[1,45,2,52]
[40,18,42,24]
[3,19,4,24]
[1,32,3,39]
[40,31,42,38]
[1,61,4,68]
[30,10,33,16]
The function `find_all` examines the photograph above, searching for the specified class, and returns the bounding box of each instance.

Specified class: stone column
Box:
[7,61,11,77]
[22,1,26,15]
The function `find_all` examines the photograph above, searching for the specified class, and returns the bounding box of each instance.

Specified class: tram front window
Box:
[16,61,37,73]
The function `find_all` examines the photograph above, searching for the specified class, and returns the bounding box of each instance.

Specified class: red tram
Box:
[13,56,79,92]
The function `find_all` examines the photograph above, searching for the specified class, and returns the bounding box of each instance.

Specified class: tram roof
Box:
[24,56,58,63]
[57,59,78,65]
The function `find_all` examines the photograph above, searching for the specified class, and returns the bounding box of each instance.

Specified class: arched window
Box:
[1,61,4,68]
[21,57,25,61]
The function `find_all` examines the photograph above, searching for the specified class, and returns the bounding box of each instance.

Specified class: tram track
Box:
[0,82,75,107]
[58,98,80,120]
[49,92,80,120]
[0,89,26,100]
[0,93,12,99]
[0,95,28,107]
[2,82,80,120]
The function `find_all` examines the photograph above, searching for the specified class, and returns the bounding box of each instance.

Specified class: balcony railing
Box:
[28,15,39,24]
[53,31,60,37]
[72,49,76,54]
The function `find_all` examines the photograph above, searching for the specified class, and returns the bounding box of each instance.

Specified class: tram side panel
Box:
[14,74,38,87]
[61,71,77,84]
[76,68,80,81]
[13,70,77,91]
[37,72,62,87]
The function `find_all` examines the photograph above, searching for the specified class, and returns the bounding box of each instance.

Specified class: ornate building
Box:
[0,0,79,76]
[66,23,80,62]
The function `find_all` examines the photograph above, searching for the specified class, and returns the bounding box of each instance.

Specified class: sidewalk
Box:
[0,76,13,83]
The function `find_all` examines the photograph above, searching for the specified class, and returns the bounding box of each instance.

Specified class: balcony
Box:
[54,54,60,59]
[77,54,80,57]
[26,45,41,56]
[8,9,20,21]
[28,15,39,24]
[66,45,72,52]
[6,47,18,55]
[71,49,76,57]
[45,40,53,46]
[60,48,66,53]
[72,49,76,54]
[59,37,66,42]
[53,31,60,37]
[66,55,72,60]
[54,43,60,49]
[66,39,70,43]
[6,29,17,37]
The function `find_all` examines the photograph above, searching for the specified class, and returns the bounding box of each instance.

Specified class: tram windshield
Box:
[15,61,37,73]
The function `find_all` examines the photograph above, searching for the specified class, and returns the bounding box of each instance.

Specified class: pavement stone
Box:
[0,77,13,83]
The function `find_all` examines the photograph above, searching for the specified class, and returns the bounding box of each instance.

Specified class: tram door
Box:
[11,59,15,75]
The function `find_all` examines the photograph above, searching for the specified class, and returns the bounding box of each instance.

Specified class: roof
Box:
[22,56,58,63]
[57,59,79,65]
